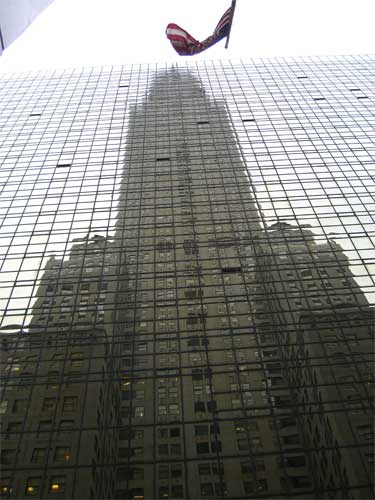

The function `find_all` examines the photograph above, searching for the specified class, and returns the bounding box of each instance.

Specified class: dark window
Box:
[194,402,205,412]
[13,399,27,413]
[1,449,15,465]
[215,483,227,497]
[211,441,222,452]
[244,481,253,494]
[222,266,241,273]
[170,444,181,455]
[158,428,169,439]
[210,423,220,434]
[171,464,182,478]
[38,420,52,438]
[241,462,252,474]
[188,337,200,346]
[122,391,131,401]
[119,448,131,459]
[282,434,300,445]
[207,401,217,412]
[195,425,208,436]
[200,483,214,497]
[237,439,249,451]
[171,485,183,498]
[285,455,306,467]
[278,417,296,429]
[198,463,211,475]
[31,448,47,463]
[58,420,74,435]
[211,464,224,475]
[291,476,312,488]
[256,460,266,471]
[197,442,210,454]
[6,421,22,438]
[192,369,203,381]
[117,467,132,480]
[133,468,144,480]
[42,397,56,412]
[62,396,77,412]
[158,465,169,479]
[119,428,132,440]
[158,444,169,455]
[170,427,180,438]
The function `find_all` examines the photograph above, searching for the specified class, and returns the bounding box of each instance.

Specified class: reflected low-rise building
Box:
[255,221,374,499]
[1,235,119,499]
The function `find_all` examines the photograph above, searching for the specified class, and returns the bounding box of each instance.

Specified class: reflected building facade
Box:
[0,59,374,500]
[1,235,118,499]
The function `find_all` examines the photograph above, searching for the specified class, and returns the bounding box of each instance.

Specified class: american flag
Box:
[165,24,202,56]
[213,6,233,39]
[166,2,236,56]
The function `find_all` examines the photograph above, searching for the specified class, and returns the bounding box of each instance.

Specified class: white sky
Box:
[0,0,375,73]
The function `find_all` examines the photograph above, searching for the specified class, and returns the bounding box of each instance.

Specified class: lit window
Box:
[134,406,144,418]
[49,476,66,494]
[54,447,71,462]
[0,477,12,495]
[159,486,169,499]
[25,478,41,496]
[169,404,179,415]
[158,405,167,416]
[0,401,8,415]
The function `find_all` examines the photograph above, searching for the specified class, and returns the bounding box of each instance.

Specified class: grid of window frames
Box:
[0,56,374,500]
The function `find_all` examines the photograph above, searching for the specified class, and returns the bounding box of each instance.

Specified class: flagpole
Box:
[225,0,237,49]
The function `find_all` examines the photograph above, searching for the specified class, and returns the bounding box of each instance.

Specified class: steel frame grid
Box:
[0,56,374,500]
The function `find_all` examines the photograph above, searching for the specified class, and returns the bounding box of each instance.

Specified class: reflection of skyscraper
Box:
[0,61,374,500]
[112,71,266,500]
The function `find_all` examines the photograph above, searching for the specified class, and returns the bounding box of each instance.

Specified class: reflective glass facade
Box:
[0,56,374,499]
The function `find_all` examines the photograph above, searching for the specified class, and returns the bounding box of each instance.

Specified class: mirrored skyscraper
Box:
[0,57,374,499]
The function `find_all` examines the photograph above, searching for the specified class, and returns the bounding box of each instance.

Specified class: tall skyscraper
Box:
[0,0,55,55]
[0,57,374,499]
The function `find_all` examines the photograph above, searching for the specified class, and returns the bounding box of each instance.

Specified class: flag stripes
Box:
[166,2,235,56]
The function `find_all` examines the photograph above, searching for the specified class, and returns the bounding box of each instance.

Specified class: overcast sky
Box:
[0,0,375,73]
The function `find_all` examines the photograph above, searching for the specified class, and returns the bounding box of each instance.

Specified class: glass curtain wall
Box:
[0,56,374,499]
